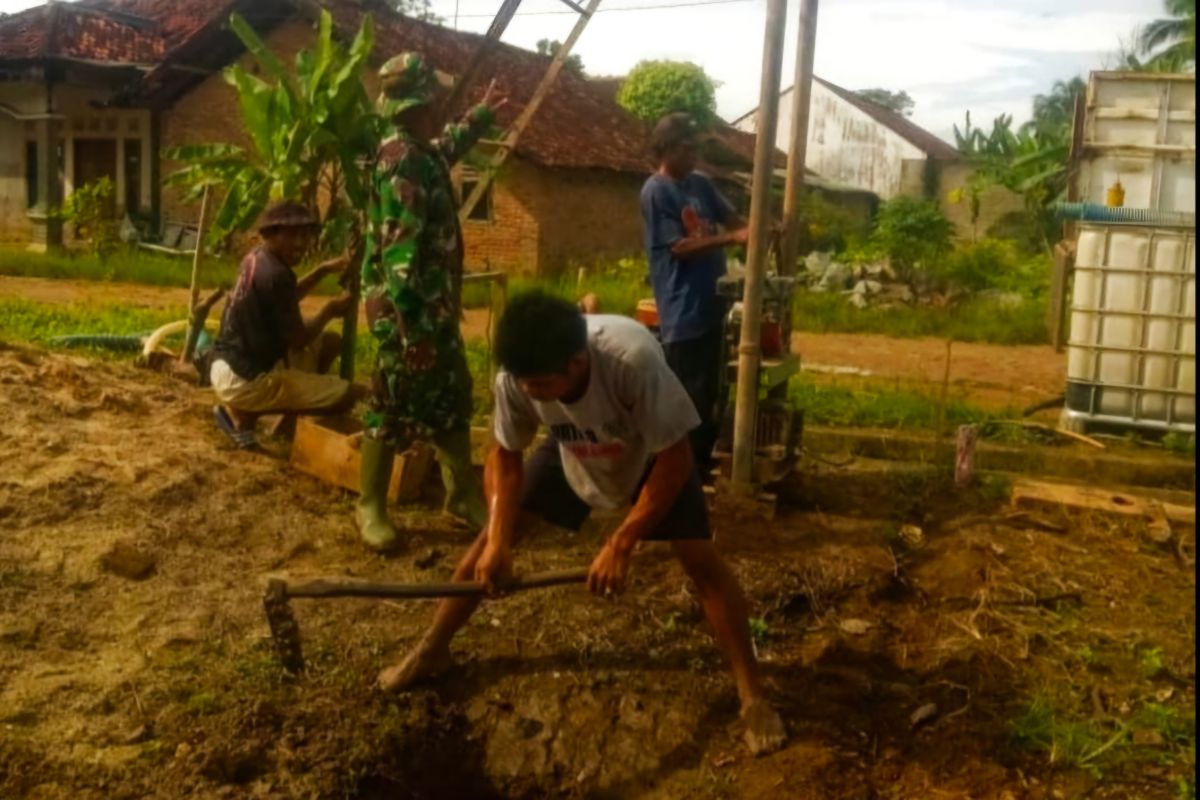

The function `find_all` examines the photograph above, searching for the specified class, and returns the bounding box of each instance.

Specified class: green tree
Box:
[616,60,718,127]
[1139,0,1195,71]
[387,0,442,23]
[536,39,584,75]
[165,10,385,252]
[855,88,914,117]
[1028,77,1085,136]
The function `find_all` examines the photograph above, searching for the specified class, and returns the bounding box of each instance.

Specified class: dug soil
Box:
[0,342,1193,799]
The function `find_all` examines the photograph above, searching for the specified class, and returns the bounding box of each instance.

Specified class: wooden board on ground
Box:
[1011,478,1195,525]
[290,416,433,503]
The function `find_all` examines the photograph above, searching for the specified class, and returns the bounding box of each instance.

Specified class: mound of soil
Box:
[0,341,1193,799]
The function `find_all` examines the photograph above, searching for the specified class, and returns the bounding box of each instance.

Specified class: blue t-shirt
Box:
[640,172,736,344]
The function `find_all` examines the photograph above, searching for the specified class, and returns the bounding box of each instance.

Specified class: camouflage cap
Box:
[377,52,453,116]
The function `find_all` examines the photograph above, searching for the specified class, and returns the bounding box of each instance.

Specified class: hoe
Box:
[263,569,589,673]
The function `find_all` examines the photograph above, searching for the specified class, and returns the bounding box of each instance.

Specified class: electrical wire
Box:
[452,0,756,18]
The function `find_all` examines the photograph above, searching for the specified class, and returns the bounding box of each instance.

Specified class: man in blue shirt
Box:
[640,113,748,476]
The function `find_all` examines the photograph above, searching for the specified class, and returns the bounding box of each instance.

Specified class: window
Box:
[124,139,141,213]
[25,141,37,208]
[459,169,493,223]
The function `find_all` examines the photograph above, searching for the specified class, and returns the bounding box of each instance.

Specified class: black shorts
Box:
[519,439,712,541]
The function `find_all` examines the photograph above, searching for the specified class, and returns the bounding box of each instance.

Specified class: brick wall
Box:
[521,164,645,277]
[460,159,541,275]
[159,19,643,277]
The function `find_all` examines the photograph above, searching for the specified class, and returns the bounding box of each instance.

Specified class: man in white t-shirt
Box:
[377,291,786,756]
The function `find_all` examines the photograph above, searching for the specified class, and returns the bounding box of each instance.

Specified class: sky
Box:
[0,0,1169,142]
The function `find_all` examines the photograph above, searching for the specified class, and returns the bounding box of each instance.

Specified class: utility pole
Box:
[730,0,787,488]
[780,0,818,277]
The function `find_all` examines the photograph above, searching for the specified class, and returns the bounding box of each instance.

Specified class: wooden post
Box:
[180,185,211,364]
[459,0,600,223]
[730,0,788,488]
[439,0,523,119]
[780,0,819,277]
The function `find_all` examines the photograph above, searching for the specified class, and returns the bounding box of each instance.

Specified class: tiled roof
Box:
[0,0,777,176]
[0,2,166,64]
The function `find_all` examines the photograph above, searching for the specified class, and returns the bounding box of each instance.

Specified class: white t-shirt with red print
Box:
[493,314,700,509]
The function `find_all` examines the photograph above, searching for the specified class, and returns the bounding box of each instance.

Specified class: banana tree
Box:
[166,10,387,379]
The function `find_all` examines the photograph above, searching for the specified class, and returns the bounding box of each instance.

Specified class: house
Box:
[0,0,766,275]
[733,77,960,202]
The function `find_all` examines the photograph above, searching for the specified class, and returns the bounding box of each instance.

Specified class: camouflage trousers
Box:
[364,326,486,529]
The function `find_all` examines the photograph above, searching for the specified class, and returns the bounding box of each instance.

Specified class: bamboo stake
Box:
[180,185,211,364]
[730,0,788,488]
[780,0,819,277]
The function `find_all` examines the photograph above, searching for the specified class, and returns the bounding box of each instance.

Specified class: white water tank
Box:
[1064,224,1195,433]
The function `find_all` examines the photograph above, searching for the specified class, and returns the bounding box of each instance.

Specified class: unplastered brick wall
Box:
[524,165,645,277]
[461,158,541,275]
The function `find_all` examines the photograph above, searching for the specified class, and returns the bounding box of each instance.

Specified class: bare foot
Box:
[741,698,786,756]
[377,642,453,693]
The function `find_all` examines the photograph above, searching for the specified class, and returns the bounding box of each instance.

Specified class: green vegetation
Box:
[0,246,239,288]
[868,197,955,297]
[166,10,384,252]
[792,292,1049,346]
[1009,696,1126,774]
[0,298,184,346]
[57,177,119,261]
[855,88,914,116]
[787,375,1010,430]
[1163,432,1197,458]
[536,38,585,75]
[1137,0,1196,72]
[462,258,651,318]
[748,617,770,649]
[616,60,718,127]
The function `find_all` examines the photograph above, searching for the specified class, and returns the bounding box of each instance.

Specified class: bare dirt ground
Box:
[0,342,1193,799]
[0,276,1064,411]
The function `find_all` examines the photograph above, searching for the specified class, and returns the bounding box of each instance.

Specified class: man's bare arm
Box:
[587,437,693,596]
[295,255,348,299]
[670,228,749,260]
[474,445,525,591]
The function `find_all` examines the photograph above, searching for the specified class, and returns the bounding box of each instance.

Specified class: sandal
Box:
[213,405,258,450]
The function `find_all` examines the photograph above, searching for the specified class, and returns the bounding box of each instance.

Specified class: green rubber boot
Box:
[357,436,399,552]
[435,427,488,531]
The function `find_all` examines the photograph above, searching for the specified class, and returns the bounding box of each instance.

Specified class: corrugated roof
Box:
[812,77,959,161]
[733,77,961,161]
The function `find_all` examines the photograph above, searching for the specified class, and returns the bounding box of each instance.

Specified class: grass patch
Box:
[0,245,240,289]
[787,374,1010,430]
[792,291,1050,346]
[1009,696,1126,775]
[462,274,649,318]
[0,298,186,348]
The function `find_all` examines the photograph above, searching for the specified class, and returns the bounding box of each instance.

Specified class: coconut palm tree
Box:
[1139,0,1196,71]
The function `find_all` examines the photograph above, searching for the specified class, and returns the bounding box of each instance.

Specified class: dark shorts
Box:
[519,439,712,541]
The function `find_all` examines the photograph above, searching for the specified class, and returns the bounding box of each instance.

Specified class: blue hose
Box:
[1053,203,1195,228]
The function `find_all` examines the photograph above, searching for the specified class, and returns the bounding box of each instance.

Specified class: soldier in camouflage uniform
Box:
[357,52,507,551]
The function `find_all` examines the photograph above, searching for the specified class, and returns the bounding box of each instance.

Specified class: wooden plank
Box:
[290,417,433,503]
[1011,478,1195,525]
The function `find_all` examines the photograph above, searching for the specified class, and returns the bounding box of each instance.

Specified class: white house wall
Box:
[737,81,926,200]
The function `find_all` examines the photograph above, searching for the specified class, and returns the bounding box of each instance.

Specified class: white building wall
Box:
[736,81,926,200]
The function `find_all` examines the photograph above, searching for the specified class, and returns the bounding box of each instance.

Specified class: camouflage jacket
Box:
[361,105,493,439]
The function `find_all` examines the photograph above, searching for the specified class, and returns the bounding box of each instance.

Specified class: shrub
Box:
[58,178,119,262]
[616,60,718,127]
[870,197,955,296]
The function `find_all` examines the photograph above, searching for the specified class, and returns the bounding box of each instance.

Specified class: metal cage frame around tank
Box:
[1063,225,1195,434]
